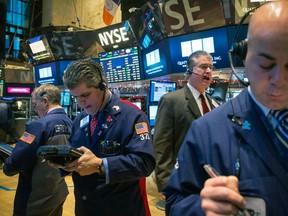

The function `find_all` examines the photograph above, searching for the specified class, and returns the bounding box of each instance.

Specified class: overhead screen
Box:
[34,59,99,87]
[28,35,55,65]
[169,27,230,73]
[142,39,171,79]
[98,47,142,83]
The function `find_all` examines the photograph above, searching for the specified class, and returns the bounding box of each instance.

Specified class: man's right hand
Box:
[200,176,247,215]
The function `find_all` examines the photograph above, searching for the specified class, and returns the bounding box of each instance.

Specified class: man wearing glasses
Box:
[153,50,219,210]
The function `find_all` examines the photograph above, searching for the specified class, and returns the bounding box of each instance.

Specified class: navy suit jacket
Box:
[164,88,288,215]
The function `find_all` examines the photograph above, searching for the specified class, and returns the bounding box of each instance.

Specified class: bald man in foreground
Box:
[164,1,288,215]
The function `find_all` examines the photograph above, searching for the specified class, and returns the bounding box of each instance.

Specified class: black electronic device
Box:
[0,144,13,161]
[36,145,83,166]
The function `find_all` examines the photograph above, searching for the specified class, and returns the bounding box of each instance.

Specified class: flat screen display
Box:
[149,80,177,103]
[61,91,71,106]
[28,35,55,65]
[98,47,142,83]
[129,2,167,49]
[34,62,59,86]
[168,27,230,73]
[142,39,171,79]
[148,105,158,127]
[3,83,35,97]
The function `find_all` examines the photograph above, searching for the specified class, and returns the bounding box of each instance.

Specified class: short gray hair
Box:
[32,84,61,105]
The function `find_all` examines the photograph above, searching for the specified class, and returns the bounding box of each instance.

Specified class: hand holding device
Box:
[37,145,83,166]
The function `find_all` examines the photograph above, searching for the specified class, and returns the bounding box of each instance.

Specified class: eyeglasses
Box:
[195,64,214,71]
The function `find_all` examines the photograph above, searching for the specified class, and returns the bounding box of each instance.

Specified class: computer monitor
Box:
[149,80,177,103]
[61,91,71,106]
[148,105,158,127]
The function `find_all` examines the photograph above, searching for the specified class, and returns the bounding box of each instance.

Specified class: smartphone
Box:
[37,145,83,166]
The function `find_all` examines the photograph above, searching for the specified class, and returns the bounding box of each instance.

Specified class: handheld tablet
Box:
[37,145,83,165]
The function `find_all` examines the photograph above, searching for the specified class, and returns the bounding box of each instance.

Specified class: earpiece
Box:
[91,61,107,91]
[186,68,192,74]
[230,39,247,61]
[98,81,107,91]
[228,3,266,87]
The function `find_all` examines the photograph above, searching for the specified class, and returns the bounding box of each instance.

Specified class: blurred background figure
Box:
[0,102,18,143]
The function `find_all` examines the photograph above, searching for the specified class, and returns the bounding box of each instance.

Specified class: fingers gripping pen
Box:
[203,164,250,216]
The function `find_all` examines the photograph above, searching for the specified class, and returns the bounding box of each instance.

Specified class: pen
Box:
[203,164,220,178]
[203,164,250,216]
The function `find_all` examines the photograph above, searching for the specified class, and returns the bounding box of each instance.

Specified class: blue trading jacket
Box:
[164,88,288,216]
[4,108,72,215]
[68,93,155,216]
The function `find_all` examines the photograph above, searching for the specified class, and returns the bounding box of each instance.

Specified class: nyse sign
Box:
[98,27,129,47]
[161,0,263,36]
[162,0,226,36]
[95,21,137,52]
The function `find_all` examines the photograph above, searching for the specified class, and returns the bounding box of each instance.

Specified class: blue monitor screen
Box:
[168,27,230,73]
[149,105,158,127]
[61,91,71,106]
[99,47,142,83]
[149,80,177,103]
[34,62,58,86]
[142,39,171,79]
[58,60,73,79]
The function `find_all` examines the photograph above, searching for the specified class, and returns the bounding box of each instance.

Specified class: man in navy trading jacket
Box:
[61,59,155,216]
[164,1,288,216]
[3,84,72,216]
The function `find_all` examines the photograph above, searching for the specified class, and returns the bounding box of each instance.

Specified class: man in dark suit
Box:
[153,50,219,210]
[164,2,288,215]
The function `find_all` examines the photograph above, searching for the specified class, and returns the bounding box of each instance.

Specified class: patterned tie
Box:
[270,109,288,149]
[199,94,210,115]
[90,114,98,136]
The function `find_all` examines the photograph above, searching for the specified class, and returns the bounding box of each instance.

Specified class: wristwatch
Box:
[98,160,105,174]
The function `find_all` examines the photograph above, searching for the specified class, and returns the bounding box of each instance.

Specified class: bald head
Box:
[244,1,288,110]
[248,1,288,42]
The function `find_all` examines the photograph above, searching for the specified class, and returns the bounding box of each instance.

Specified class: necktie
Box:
[270,109,288,149]
[90,114,98,136]
[199,94,210,115]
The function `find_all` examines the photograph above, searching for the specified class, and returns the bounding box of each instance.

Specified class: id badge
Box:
[243,196,266,216]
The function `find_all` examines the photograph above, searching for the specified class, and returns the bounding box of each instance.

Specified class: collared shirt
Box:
[187,82,211,115]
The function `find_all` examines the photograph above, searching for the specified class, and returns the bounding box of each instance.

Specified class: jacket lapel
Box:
[229,90,288,183]
[184,86,202,119]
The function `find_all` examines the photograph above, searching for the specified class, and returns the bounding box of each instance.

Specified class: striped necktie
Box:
[199,94,210,115]
[270,109,288,149]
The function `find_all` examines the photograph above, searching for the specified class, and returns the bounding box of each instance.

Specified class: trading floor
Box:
[0,171,164,216]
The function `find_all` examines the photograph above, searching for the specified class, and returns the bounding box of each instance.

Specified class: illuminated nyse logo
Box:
[98,27,129,47]
[181,37,215,57]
